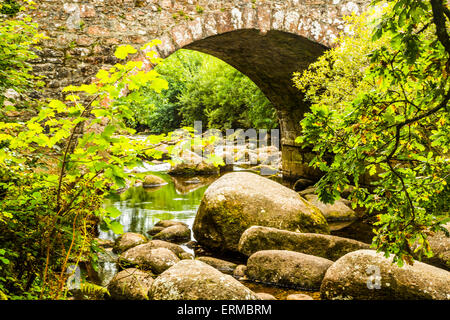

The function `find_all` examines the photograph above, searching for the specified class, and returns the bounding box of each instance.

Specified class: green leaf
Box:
[109,220,124,235]
[105,206,122,219]
[114,45,137,60]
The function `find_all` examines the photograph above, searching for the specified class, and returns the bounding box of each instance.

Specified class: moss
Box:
[299,197,328,226]
[196,5,204,14]
[79,20,85,31]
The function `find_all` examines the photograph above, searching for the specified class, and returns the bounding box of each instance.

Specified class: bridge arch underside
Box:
[179,29,328,180]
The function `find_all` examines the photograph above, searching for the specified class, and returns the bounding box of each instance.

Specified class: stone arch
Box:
[32,0,369,179]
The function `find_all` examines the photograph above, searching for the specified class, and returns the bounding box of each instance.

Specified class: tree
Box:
[0,0,45,114]
[117,49,278,133]
[294,1,449,265]
[0,40,174,299]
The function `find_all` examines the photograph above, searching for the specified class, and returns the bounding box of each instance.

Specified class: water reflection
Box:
[99,172,211,241]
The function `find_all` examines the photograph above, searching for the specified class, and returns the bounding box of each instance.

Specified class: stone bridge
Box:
[32,0,368,180]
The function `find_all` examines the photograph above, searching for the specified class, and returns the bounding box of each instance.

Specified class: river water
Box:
[95,161,324,299]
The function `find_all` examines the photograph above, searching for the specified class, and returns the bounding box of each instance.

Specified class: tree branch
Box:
[430,0,450,56]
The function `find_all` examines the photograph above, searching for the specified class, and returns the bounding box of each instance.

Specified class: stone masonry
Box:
[31,0,369,180]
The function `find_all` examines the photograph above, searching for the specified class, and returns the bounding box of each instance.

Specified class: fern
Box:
[79,282,110,299]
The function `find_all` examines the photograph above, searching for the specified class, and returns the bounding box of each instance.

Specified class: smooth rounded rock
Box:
[107,268,154,300]
[286,293,314,300]
[304,194,359,222]
[120,245,180,274]
[256,292,277,300]
[196,256,238,275]
[113,232,148,254]
[320,249,450,300]
[147,226,165,236]
[154,220,188,228]
[246,250,333,290]
[233,265,247,278]
[168,150,219,176]
[143,174,167,188]
[193,172,329,253]
[142,240,188,259]
[418,222,450,270]
[238,226,369,261]
[149,260,260,300]
[153,224,191,243]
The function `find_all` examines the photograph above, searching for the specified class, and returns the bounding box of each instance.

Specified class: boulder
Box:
[120,246,180,274]
[419,222,450,270]
[196,256,237,275]
[168,161,219,176]
[256,293,277,300]
[320,249,450,300]
[107,268,154,300]
[238,226,369,261]
[293,178,315,192]
[152,224,191,243]
[193,172,329,253]
[233,265,247,279]
[147,226,165,236]
[286,294,314,300]
[95,238,114,248]
[142,174,167,188]
[149,260,260,300]
[179,252,194,260]
[139,240,188,259]
[168,150,219,176]
[304,194,359,222]
[154,220,188,228]
[113,232,147,254]
[246,250,333,290]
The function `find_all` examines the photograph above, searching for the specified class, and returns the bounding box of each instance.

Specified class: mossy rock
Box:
[152,224,191,243]
[120,245,180,274]
[142,174,167,188]
[321,250,450,300]
[113,232,148,254]
[246,250,333,290]
[238,226,369,261]
[193,172,329,254]
[108,268,154,300]
[149,260,260,300]
[304,194,360,222]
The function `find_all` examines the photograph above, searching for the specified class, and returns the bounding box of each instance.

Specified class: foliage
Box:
[117,49,278,133]
[0,0,45,114]
[0,0,21,16]
[0,39,180,299]
[294,2,450,265]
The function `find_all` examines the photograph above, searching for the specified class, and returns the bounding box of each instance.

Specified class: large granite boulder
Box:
[321,249,450,300]
[149,260,260,300]
[246,250,333,290]
[238,226,369,261]
[304,194,360,222]
[107,268,154,300]
[193,172,329,253]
